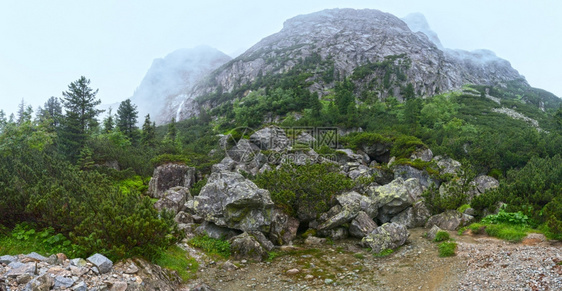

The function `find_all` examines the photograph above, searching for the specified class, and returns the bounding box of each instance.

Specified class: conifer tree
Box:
[103,108,115,133]
[141,114,156,147]
[60,76,103,160]
[116,99,139,141]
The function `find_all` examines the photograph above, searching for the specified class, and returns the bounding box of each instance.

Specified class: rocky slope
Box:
[130,46,231,125]
[176,8,523,121]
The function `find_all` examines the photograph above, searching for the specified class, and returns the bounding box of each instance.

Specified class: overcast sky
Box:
[1,0,560,116]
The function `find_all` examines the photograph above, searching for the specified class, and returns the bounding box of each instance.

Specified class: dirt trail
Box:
[183,228,481,290]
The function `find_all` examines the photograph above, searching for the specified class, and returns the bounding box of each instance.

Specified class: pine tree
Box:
[38,97,63,129]
[103,108,115,133]
[141,114,156,147]
[116,99,139,141]
[166,117,177,141]
[16,99,33,125]
[60,76,103,160]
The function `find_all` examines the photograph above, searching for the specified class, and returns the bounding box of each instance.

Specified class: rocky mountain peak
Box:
[169,8,524,121]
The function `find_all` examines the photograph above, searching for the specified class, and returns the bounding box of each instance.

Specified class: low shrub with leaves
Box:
[438,242,457,257]
[253,162,355,217]
[434,230,451,242]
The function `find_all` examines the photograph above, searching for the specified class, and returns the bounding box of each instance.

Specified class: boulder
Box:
[26,273,54,291]
[390,201,431,228]
[360,143,391,164]
[410,148,433,162]
[434,156,462,175]
[372,167,395,185]
[426,225,442,241]
[348,165,374,180]
[87,254,113,274]
[249,126,291,151]
[24,252,48,262]
[174,211,194,224]
[247,231,275,251]
[349,211,378,238]
[424,210,474,230]
[194,171,274,232]
[227,139,261,164]
[229,232,269,262]
[468,175,499,199]
[211,157,236,173]
[317,227,348,240]
[335,149,365,164]
[195,221,241,240]
[368,178,422,223]
[318,191,378,230]
[269,209,300,245]
[337,191,378,218]
[0,255,17,265]
[392,164,439,189]
[361,223,410,254]
[148,163,196,199]
[154,186,191,214]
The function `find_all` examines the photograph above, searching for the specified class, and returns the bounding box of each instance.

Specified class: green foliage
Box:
[116,99,139,142]
[117,175,150,195]
[373,248,394,257]
[0,223,84,258]
[457,204,471,213]
[188,235,231,259]
[481,209,530,226]
[390,135,426,159]
[422,183,469,215]
[190,178,207,196]
[154,245,198,282]
[434,231,450,242]
[483,224,528,242]
[438,242,456,257]
[253,163,355,217]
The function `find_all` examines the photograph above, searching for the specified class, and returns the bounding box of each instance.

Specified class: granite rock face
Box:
[148,163,196,199]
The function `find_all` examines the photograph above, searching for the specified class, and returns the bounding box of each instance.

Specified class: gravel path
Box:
[182,229,562,290]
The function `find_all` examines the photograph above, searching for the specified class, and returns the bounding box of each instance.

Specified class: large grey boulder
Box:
[229,232,269,262]
[425,210,474,230]
[0,255,17,265]
[392,164,439,189]
[426,225,442,241]
[368,178,422,223]
[360,143,391,164]
[410,148,433,162]
[390,201,431,228]
[349,211,378,238]
[87,254,113,274]
[154,186,191,214]
[318,192,377,230]
[269,209,299,245]
[468,175,499,199]
[227,139,261,164]
[148,163,196,198]
[336,149,365,164]
[193,171,274,232]
[211,157,236,173]
[249,126,291,151]
[26,273,54,291]
[361,223,410,254]
[434,156,462,175]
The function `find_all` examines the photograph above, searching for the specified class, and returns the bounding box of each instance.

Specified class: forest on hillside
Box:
[1,72,562,264]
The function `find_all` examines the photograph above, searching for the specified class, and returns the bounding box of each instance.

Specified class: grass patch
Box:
[457,204,471,213]
[154,245,198,282]
[484,224,528,242]
[353,253,365,260]
[373,248,394,257]
[188,235,231,259]
[438,242,456,257]
[434,231,451,242]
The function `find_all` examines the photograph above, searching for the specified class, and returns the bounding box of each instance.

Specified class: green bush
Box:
[422,183,469,215]
[188,235,231,259]
[150,154,190,167]
[390,135,426,159]
[434,230,450,242]
[481,209,529,226]
[438,242,456,257]
[253,163,355,218]
[190,178,208,196]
